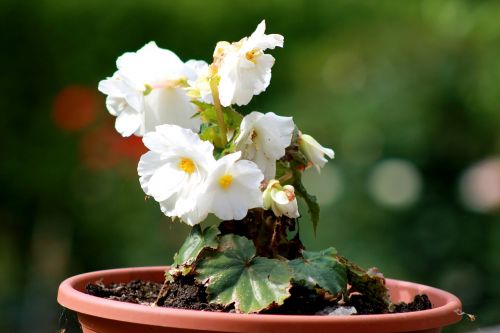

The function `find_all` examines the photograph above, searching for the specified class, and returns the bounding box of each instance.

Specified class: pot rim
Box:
[57,266,462,333]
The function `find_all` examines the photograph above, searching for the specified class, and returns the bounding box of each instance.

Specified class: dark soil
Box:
[86,279,162,304]
[348,294,391,315]
[262,285,333,315]
[86,276,228,311]
[158,276,228,311]
[86,279,431,315]
[392,294,432,313]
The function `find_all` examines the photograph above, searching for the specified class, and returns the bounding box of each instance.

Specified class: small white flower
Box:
[235,111,294,180]
[98,72,143,137]
[263,180,299,218]
[204,151,264,220]
[98,42,202,137]
[215,20,284,107]
[185,60,213,104]
[138,124,215,226]
[299,134,334,172]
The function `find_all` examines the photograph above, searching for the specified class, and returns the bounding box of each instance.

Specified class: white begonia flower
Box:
[235,112,294,180]
[204,151,264,221]
[299,134,335,172]
[262,180,299,218]
[98,42,202,137]
[185,60,213,104]
[215,20,284,107]
[138,124,215,226]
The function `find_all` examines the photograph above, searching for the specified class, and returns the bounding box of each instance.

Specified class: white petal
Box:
[140,88,201,135]
[252,54,275,95]
[210,194,234,220]
[104,96,123,116]
[218,151,242,166]
[180,192,210,226]
[115,108,141,137]
[235,111,263,147]
[228,189,253,220]
[117,41,186,87]
[271,188,290,205]
[218,54,239,107]
[143,124,212,157]
[159,198,177,216]
[138,151,164,192]
[232,159,264,188]
[148,164,185,202]
[300,134,335,171]
[98,77,125,97]
[256,112,294,160]
[185,59,209,80]
[136,124,216,226]
[246,20,284,51]
[124,91,143,112]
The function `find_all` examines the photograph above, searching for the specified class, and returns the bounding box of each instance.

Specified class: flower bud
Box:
[299,134,334,172]
[262,180,299,218]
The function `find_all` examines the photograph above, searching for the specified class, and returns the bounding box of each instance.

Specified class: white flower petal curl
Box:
[299,134,335,172]
[204,152,264,221]
[262,180,299,218]
[114,107,142,137]
[215,20,284,107]
[99,42,203,137]
[138,124,215,225]
[235,111,294,179]
[185,60,213,104]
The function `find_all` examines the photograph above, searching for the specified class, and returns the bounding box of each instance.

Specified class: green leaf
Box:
[292,168,320,233]
[172,225,220,267]
[193,101,243,130]
[289,247,347,297]
[343,259,391,308]
[196,235,292,313]
[200,124,225,148]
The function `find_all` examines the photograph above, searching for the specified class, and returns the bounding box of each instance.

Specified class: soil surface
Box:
[86,279,431,315]
[392,294,432,313]
[87,276,227,311]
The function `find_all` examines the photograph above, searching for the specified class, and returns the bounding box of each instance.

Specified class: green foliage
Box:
[6,1,500,330]
[218,209,304,259]
[289,247,347,298]
[171,225,220,275]
[196,234,292,313]
[194,101,243,151]
[276,128,321,233]
[199,123,225,149]
[194,101,243,131]
[292,168,320,234]
[343,259,391,310]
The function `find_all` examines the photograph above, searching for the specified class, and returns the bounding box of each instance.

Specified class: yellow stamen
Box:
[245,49,260,63]
[179,158,196,174]
[218,174,233,190]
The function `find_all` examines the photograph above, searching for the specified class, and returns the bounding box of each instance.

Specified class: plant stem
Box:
[278,172,293,184]
[209,78,228,146]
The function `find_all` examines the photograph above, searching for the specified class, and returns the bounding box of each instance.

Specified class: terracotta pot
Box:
[57,266,462,333]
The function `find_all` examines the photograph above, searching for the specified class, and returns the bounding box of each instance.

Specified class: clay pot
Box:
[57,266,462,333]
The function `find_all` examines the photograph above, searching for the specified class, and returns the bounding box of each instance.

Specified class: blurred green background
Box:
[1,0,499,332]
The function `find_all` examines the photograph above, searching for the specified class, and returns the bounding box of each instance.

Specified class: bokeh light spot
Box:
[80,122,146,171]
[53,85,98,131]
[459,157,500,213]
[368,159,422,209]
[80,125,120,170]
[303,164,344,206]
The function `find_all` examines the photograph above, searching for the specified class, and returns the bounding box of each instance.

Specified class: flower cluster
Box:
[99,20,334,226]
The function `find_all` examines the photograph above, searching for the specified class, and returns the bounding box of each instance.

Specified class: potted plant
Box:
[58,21,463,333]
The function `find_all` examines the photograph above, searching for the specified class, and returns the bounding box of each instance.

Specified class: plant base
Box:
[58,266,462,333]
